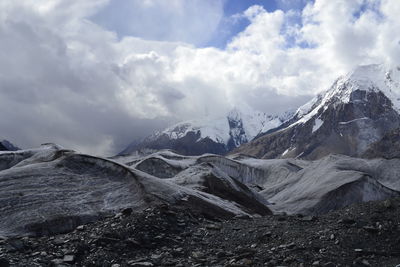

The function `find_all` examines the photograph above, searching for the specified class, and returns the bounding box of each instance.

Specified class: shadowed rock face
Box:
[0,140,19,151]
[363,128,400,159]
[127,132,228,156]
[309,176,399,215]
[172,163,272,216]
[135,157,184,178]
[0,143,7,151]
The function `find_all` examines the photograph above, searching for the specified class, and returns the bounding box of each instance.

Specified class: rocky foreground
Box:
[1,197,400,267]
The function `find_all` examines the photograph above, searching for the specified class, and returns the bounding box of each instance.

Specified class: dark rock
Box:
[363,226,379,233]
[122,208,134,216]
[5,239,25,252]
[62,255,75,263]
[205,224,222,230]
[301,216,317,222]
[0,258,9,267]
[128,262,154,267]
[1,188,400,267]
[339,218,356,225]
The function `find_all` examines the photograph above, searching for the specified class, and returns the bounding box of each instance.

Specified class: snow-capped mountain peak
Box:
[234,63,400,160]
[121,106,293,156]
[294,64,400,125]
[158,106,288,147]
[158,116,231,144]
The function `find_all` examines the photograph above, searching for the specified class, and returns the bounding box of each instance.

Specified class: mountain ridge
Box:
[121,106,294,156]
[233,64,400,159]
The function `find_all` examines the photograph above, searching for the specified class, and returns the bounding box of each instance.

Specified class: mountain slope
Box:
[362,127,400,159]
[121,107,293,156]
[0,139,19,151]
[234,64,400,159]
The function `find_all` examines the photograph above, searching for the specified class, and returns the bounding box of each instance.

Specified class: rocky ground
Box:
[1,198,400,267]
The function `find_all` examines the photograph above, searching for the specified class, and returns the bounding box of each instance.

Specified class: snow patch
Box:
[339,117,369,125]
[282,148,290,157]
[312,118,324,133]
[282,147,295,157]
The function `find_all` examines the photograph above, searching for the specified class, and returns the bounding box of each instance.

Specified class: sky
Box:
[0,0,400,156]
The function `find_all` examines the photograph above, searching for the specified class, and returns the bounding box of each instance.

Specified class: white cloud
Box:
[91,0,225,46]
[0,0,399,155]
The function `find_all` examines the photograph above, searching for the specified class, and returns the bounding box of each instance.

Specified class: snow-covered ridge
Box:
[151,106,293,147]
[294,64,400,125]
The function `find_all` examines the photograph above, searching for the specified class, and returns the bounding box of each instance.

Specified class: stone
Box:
[286,242,296,249]
[277,216,286,221]
[216,251,227,258]
[53,238,65,246]
[150,254,162,260]
[62,255,75,263]
[339,218,356,224]
[128,262,154,267]
[205,224,221,230]
[191,251,205,259]
[363,226,379,233]
[0,258,10,267]
[301,216,316,222]
[122,208,133,216]
[51,259,64,265]
[383,199,392,209]
[241,258,253,265]
[361,259,371,266]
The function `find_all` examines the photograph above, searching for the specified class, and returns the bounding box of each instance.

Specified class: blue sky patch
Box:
[91,0,311,49]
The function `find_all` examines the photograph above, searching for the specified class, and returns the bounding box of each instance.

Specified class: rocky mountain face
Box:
[0,140,19,151]
[234,64,400,160]
[363,127,400,159]
[120,107,293,156]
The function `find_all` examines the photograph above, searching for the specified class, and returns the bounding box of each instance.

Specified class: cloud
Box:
[91,0,225,46]
[0,0,399,155]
